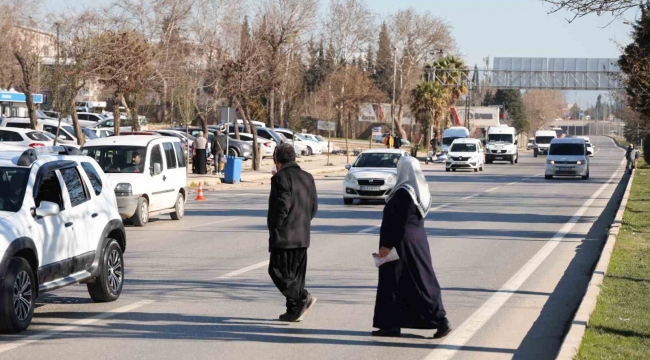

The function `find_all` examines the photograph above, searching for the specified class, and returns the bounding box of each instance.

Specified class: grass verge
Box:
[577,159,650,359]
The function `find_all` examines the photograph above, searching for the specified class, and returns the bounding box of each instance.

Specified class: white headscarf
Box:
[386,156,432,217]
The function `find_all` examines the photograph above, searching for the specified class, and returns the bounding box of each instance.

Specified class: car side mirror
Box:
[345,164,351,170]
[35,201,60,217]
[153,162,162,176]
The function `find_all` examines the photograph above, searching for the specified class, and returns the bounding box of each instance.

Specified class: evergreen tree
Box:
[494,89,528,132]
[365,44,374,74]
[374,22,393,98]
[239,16,251,56]
[304,39,320,93]
[482,89,495,106]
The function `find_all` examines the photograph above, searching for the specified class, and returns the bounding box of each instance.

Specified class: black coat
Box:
[267,162,318,249]
[373,188,446,329]
[212,134,227,156]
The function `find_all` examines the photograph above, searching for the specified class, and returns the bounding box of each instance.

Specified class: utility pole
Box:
[391,46,397,136]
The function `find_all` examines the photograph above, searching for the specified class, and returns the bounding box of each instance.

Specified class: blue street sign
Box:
[0,91,43,104]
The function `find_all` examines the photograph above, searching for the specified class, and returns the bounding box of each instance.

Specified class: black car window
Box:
[163,142,177,169]
[150,144,164,174]
[0,168,29,212]
[77,114,88,120]
[5,122,32,129]
[27,131,51,141]
[35,171,64,209]
[60,167,89,207]
[173,142,186,168]
[81,162,103,195]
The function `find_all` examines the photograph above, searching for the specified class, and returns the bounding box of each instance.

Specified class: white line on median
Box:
[216,260,270,279]
[507,182,518,186]
[461,194,478,200]
[423,164,624,360]
[485,187,500,193]
[0,300,154,355]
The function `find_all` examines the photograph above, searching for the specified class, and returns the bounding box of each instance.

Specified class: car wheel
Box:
[228,148,239,157]
[582,171,590,180]
[170,192,185,220]
[132,197,149,227]
[445,168,450,172]
[480,164,484,171]
[87,239,124,303]
[545,175,553,180]
[474,168,478,172]
[510,158,514,164]
[452,169,456,172]
[515,155,518,164]
[307,147,312,156]
[343,198,353,205]
[0,258,35,333]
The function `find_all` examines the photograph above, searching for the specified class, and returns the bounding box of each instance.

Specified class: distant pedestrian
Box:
[430,136,438,154]
[384,134,393,149]
[372,156,451,339]
[211,130,227,175]
[625,143,639,174]
[194,131,208,175]
[267,143,318,322]
[394,134,401,149]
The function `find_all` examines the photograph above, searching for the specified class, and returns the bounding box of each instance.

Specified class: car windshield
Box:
[549,143,585,156]
[536,136,555,144]
[0,168,29,212]
[26,131,51,141]
[488,134,513,143]
[315,135,324,141]
[36,110,51,119]
[82,146,147,173]
[450,143,477,152]
[353,153,402,168]
[443,136,463,146]
[60,125,97,140]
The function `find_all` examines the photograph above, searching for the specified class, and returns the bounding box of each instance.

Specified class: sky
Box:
[45,0,634,105]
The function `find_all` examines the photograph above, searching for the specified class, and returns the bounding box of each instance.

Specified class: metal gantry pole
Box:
[391,47,397,136]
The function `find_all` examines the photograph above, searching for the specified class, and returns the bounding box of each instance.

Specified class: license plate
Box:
[360,186,381,191]
[559,167,572,171]
[495,157,503,160]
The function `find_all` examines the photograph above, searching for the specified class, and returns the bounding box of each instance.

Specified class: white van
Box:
[534,130,557,157]
[485,125,518,164]
[441,127,470,154]
[81,135,187,227]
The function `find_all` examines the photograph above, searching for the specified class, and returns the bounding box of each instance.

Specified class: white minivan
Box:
[81,135,187,226]
[485,125,518,164]
[534,130,557,157]
[441,127,470,155]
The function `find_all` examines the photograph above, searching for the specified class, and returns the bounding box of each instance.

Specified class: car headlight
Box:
[345,173,356,183]
[576,160,583,165]
[547,160,555,164]
[114,183,132,196]
[242,144,252,150]
[386,175,397,184]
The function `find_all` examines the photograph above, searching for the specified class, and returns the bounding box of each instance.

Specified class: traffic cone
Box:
[196,182,206,201]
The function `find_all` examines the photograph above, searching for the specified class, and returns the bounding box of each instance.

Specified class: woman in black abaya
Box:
[372,156,451,338]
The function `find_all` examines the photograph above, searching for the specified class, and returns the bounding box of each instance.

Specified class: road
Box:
[0,136,627,360]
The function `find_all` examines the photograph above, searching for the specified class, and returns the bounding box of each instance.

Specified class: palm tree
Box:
[410,81,447,136]
[427,55,469,132]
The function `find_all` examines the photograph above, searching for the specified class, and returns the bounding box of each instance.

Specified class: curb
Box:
[605,135,625,149]
[187,167,347,193]
[555,168,635,359]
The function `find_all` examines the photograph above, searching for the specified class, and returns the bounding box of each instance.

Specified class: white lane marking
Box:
[507,182,518,186]
[461,194,478,200]
[423,164,624,360]
[0,300,154,354]
[216,260,270,279]
[485,187,500,193]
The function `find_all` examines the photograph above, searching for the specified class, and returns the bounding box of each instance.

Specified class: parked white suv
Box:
[81,135,187,226]
[0,146,126,333]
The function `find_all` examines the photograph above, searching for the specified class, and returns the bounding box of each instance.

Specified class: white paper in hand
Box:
[372,248,400,267]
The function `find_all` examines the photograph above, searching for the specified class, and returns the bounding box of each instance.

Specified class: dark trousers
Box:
[268,248,309,311]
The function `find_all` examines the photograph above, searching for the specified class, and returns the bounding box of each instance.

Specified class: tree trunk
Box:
[113,94,122,136]
[268,88,275,129]
[14,53,38,130]
[162,78,169,124]
[119,94,138,132]
[194,106,210,137]
[69,96,85,145]
[395,102,407,138]
[234,98,259,171]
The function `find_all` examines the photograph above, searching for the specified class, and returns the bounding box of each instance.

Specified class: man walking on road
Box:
[625,143,639,174]
[267,143,318,322]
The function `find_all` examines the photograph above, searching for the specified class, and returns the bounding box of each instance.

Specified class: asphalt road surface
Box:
[0,136,627,360]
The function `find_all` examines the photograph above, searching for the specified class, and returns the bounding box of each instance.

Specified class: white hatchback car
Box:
[0,146,126,333]
[446,138,485,172]
[0,128,53,148]
[343,149,410,204]
[81,135,187,226]
[545,138,590,180]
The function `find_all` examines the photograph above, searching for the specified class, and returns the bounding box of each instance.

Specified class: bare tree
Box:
[523,90,565,132]
[390,8,454,138]
[543,0,640,21]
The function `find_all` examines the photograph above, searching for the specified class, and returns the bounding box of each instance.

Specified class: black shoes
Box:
[371,328,401,337]
[433,318,452,339]
[279,295,317,322]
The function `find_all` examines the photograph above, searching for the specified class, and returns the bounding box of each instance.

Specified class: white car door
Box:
[161,141,184,208]
[58,165,95,256]
[147,143,170,211]
[32,168,72,266]
[78,161,110,254]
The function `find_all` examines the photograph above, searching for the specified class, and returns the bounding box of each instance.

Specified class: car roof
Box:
[83,135,177,147]
[550,137,585,144]
[0,127,38,134]
[451,138,480,144]
[360,149,408,154]
[536,130,557,135]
